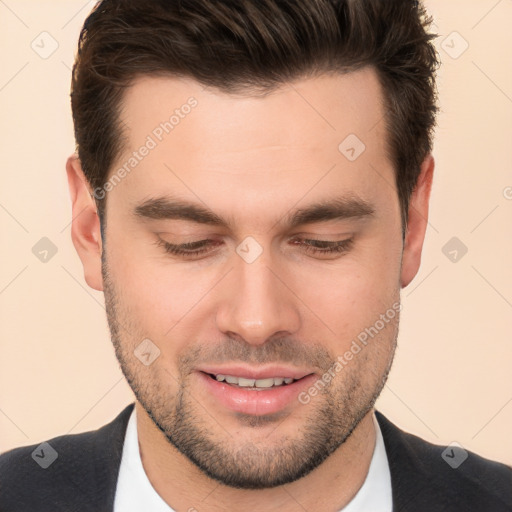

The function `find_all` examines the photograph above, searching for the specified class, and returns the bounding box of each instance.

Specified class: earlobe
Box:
[400,154,435,288]
[65,155,104,291]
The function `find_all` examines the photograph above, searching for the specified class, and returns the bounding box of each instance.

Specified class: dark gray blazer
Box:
[0,403,510,511]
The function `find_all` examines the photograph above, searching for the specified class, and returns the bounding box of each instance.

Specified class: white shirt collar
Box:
[341,413,393,512]
[114,406,173,512]
[113,407,392,512]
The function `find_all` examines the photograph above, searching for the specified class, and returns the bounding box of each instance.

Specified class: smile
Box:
[197,370,317,415]
[210,374,297,389]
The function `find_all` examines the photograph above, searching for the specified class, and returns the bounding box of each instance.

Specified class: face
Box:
[68,67,432,489]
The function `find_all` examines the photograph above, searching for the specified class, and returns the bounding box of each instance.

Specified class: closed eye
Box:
[155,237,354,259]
[290,238,353,255]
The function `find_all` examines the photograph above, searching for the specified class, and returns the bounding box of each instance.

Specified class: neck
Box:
[135,402,377,512]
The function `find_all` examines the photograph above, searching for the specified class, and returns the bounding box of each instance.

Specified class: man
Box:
[0,0,510,510]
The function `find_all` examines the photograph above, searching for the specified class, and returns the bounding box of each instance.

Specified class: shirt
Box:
[113,407,392,511]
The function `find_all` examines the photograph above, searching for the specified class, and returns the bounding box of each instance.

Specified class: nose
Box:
[215,249,301,346]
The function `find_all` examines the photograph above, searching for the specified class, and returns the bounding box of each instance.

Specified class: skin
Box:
[66,67,434,511]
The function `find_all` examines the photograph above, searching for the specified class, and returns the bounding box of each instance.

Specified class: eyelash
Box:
[156,237,353,258]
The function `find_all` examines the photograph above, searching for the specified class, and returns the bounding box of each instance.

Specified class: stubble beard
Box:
[101,255,398,489]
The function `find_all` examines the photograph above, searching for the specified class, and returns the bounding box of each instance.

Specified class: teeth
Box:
[213,374,296,388]
[237,377,256,387]
[254,378,274,388]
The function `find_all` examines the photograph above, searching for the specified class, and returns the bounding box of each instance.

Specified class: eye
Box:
[156,238,218,257]
[156,237,353,259]
[290,237,354,256]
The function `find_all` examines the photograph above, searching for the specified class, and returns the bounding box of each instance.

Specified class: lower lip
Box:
[196,371,317,416]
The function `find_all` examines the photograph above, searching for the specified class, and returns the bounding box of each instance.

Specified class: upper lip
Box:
[197,365,313,380]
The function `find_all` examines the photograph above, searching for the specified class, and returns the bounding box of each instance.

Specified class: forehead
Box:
[109,68,395,223]
[119,67,386,153]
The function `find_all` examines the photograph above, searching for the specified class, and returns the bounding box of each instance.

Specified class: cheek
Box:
[105,236,174,329]
[105,235,220,349]
[295,237,402,340]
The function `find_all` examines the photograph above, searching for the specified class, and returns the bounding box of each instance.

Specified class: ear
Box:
[66,155,104,291]
[400,154,435,288]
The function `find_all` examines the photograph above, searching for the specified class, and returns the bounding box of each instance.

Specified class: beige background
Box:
[1,1,511,466]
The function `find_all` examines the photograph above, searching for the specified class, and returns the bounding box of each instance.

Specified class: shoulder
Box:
[0,403,134,512]
[375,411,512,511]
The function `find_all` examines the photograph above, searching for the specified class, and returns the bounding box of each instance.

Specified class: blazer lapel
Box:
[56,402,135,511]
[375,411,435,511]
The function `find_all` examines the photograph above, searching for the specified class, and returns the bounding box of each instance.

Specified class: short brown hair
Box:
[71,0,439,229]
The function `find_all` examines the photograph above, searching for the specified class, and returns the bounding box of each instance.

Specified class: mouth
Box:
[205,372,299,390]
[196,366,317,416]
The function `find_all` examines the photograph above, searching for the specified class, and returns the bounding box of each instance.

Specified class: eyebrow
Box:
[133,195,375,230]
